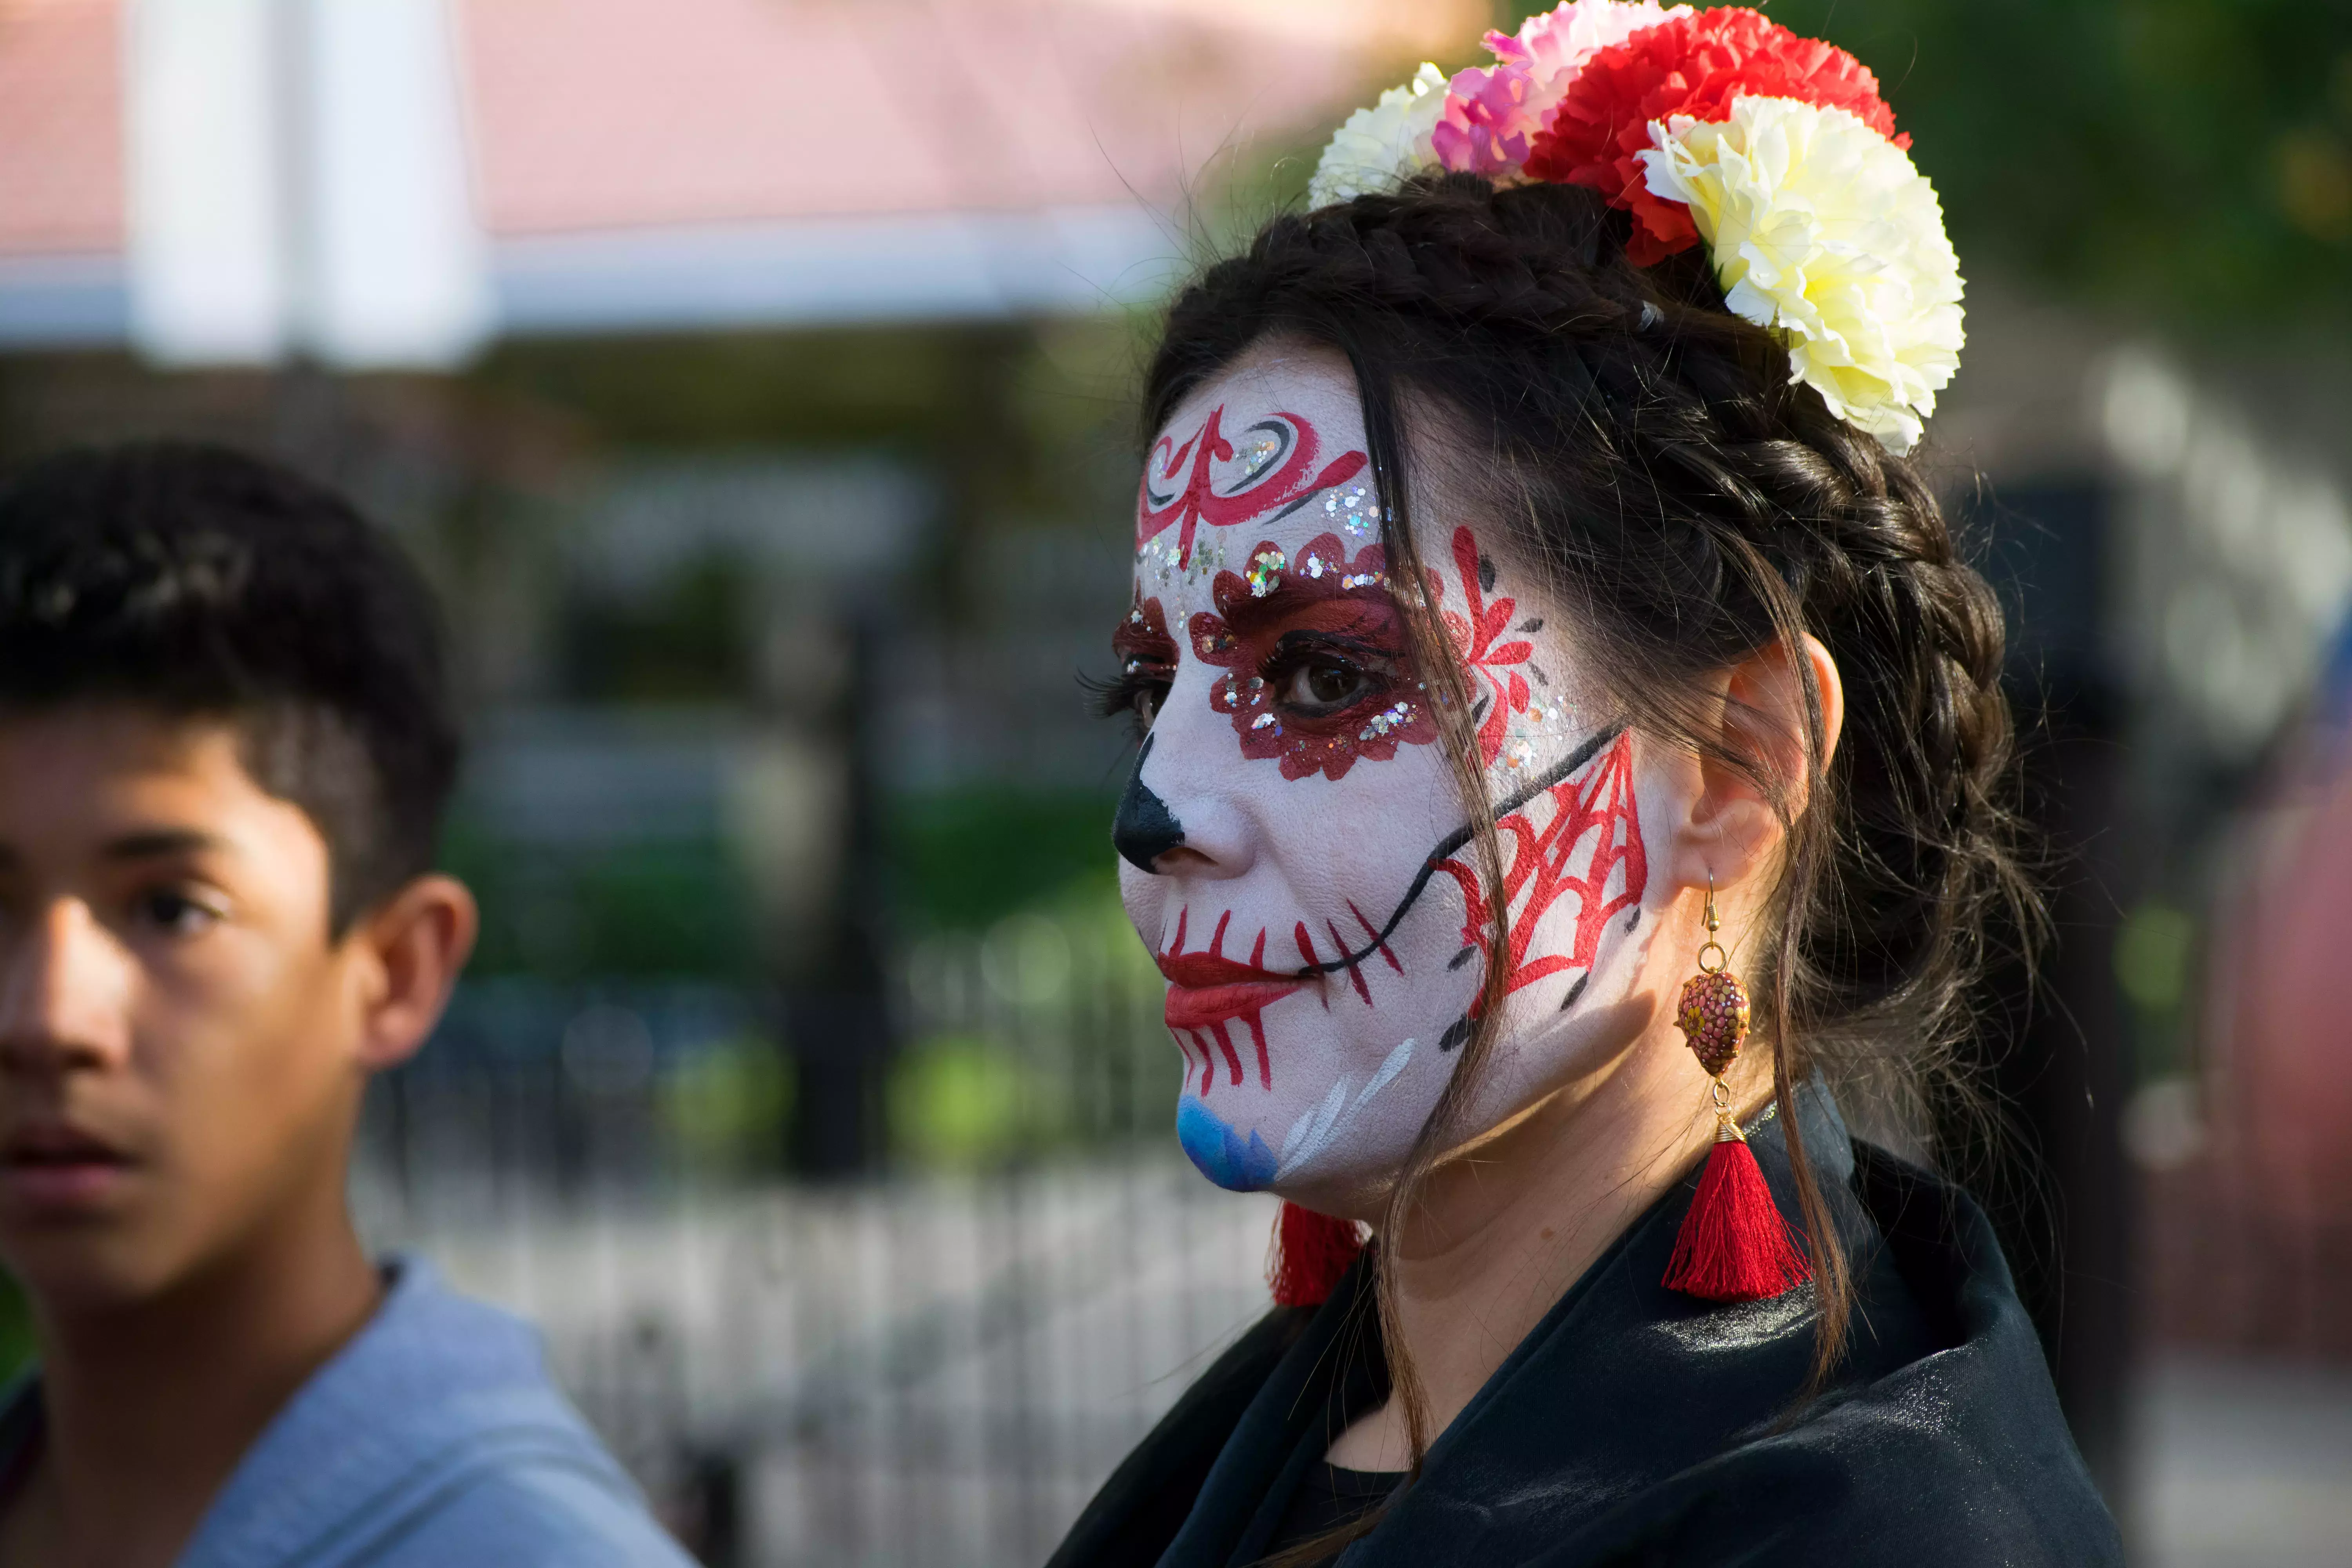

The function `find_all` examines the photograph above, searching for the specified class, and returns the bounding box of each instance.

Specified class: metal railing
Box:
[354,903,1274,1567]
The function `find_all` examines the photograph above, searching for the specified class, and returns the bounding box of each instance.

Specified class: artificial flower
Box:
[1640,96,1964,452]
[1308,63,1449,208]
[1528,6,1904,264]
[1434,0,1691,178]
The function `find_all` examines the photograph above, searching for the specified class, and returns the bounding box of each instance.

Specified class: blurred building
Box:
[0,0,1480,1178]
[2,0,1467,357]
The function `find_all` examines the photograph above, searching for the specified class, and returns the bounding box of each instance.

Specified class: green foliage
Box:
[564,552,760,702]
[0,1272,32,1379]
[443,824,761,980]
[888,1032,1069,1169]
[888,787,1121,931]
[1491,1,2352,337]
[2115,897,2199,1080]
[660,1036,794,1172]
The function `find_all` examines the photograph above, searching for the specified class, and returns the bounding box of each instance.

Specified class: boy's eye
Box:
[136,889,223,936]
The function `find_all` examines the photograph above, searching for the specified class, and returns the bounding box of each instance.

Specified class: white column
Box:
[123,0,491,369]
[303,0,491,367]
[124,0,289,365]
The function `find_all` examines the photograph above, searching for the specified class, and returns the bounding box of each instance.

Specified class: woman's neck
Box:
[1325,1022,1757,1472]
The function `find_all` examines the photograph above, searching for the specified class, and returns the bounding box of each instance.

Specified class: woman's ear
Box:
[346,874,479,1074]
[1666,633,1844,895]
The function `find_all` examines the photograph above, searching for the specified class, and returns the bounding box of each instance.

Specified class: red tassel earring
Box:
[1661,875,1811,1303]
[1268,1200,1365,1308]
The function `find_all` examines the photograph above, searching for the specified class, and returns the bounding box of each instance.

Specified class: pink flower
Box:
[1434,0,1691,179]
[1433,61,1541,175]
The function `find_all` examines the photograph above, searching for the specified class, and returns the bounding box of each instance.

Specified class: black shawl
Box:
[1049,1091,2122,1567]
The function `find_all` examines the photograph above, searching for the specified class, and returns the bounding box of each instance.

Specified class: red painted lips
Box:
[1157,950,1307,1029]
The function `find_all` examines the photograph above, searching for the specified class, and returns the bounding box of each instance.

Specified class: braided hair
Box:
[1144,174,2032,1459]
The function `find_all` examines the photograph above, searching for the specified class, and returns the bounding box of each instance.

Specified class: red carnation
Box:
[1525,6,1907,265]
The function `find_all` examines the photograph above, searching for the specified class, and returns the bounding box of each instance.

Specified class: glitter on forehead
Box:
[1246,548,1287,598]
[1137,405,1367,568]
[1323,483,1383,541]
[1138,534,1230,590]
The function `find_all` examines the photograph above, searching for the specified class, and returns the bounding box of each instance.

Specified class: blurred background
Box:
[0,1,2347,1563]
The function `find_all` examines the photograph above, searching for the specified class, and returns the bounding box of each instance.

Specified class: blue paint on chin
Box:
[1176,1096,1279,1192]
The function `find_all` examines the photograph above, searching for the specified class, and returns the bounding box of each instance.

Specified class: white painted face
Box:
[1111,347,1672,1214]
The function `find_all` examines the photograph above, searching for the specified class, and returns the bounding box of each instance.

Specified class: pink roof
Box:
[0,0,123,255]
[0,0,1478,254]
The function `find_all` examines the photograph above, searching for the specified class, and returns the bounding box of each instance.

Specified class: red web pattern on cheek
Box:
[1186,533,1438,783]
[1437,732,1647,999]
[1436,526,1537,769]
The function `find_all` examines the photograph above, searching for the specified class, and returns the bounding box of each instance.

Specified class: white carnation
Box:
[1639,96,1966,455]
[1308,63,1449,209]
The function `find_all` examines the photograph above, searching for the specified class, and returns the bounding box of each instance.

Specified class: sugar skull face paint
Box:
[1110,347,1669,1214]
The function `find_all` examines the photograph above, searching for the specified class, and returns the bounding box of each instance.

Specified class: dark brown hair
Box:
[0,442,459,932]
[1141,174,2031,1553]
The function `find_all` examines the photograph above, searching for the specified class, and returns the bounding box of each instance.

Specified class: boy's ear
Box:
[1665,633,1845,895]
[348,874,478,1074]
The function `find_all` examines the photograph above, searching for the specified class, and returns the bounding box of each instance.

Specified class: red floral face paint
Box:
[1437,526,1545,769]
[1136,405,1369,570]
[1184,533,1439,782]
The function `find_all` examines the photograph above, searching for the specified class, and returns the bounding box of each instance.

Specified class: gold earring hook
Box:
[1698,871,1728,976]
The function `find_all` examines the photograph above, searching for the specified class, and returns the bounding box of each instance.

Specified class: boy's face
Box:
[0,707,374,1310]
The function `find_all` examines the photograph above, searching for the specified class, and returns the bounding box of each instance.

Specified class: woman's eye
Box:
[1279,657,1372,717]
[1091,656,1174,731]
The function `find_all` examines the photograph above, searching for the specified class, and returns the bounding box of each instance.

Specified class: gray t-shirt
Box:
[0,1257,695,1568]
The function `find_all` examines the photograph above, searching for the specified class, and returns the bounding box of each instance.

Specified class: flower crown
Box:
[1308,2,1962,454]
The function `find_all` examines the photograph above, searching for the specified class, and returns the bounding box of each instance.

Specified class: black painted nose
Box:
[1112,735,1185,873]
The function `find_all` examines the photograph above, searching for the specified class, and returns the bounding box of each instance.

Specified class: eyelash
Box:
[135,885,226,936]
[1085,659,1172,728]
[1265,634,1390,675]
[1263,635,1399,700]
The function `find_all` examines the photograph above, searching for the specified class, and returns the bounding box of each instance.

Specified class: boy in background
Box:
[0,445,695,1567]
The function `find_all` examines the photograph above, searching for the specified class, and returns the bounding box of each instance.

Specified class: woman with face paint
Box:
[1049,7,2123,1568]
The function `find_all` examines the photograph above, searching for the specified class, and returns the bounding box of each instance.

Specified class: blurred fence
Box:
[353,902,1276,1568]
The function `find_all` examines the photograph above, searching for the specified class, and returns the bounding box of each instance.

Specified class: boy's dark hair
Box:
[0,441,460,932]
